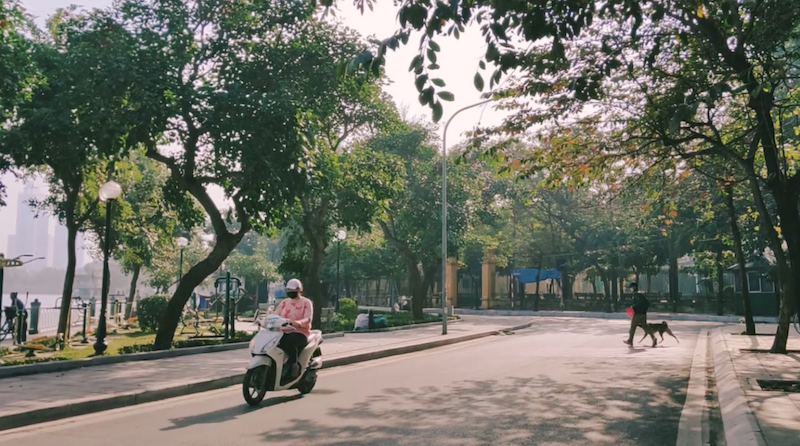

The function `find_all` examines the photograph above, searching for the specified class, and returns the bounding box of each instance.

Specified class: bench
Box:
[18,342,55,358]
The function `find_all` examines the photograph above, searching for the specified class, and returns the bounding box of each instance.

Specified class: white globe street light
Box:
[95,180,123,355]
[98,180,122,202]
[176,237,189,283]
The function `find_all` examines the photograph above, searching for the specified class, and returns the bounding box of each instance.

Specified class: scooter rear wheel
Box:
[296,369,317,395]
[243,365,268,406]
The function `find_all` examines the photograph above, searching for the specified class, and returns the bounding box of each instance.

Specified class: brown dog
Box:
[638,321,679,344]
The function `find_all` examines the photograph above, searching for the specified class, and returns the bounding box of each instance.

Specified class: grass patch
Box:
[0,329,255,367]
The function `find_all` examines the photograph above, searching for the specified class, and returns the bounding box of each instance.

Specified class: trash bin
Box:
[28,299,40,335]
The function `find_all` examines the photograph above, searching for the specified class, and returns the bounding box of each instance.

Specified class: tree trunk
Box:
[602,274,612,312]
[611,273,619,312]
[716,243,724,316]
[725,185,755,334]
[669,238,679,312]
[741,160,793,352]
[421,263,437,316]
[406,259,425,320]
[744,100,795,353]
[534,254,543,312]
[560,273,571,310]
[56,219,79,340]
[154,231,244,350]
[125,263,141,320]
[305,246,326,329]
[769,187,800,353]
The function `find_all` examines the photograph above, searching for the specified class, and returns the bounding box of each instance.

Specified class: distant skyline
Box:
[0,0,509,253]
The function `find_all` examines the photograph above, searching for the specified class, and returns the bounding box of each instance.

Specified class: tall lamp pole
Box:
[177,237,188,281]
[441,98,494,335]
[94,180,122,356]
[335,229,346,312]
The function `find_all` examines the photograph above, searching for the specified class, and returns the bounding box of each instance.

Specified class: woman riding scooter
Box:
[275,279,313,380]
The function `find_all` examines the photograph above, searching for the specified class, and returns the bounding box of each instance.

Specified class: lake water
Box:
[1,293,98,328]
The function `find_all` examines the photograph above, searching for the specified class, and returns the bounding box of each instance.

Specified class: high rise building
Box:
[10,183,37,258]
[32,214,49,269]
[53,223,68,269]
[76,232,86,268]
[9,182,50,269]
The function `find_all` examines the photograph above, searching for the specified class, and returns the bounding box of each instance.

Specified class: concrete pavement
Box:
[712,327,800,446]
[0,318,717,445]
[0,316,533,431]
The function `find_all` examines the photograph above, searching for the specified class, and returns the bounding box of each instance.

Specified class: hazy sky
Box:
[0,0,508,252]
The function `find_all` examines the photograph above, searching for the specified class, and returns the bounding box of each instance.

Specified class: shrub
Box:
[0,346,10,357]
[337,298,358,320]
[137,295,170,332]
[0,357,66,367]
[118,344,154,355]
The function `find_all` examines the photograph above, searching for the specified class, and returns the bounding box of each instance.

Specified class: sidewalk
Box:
[0,317,531,431]
[453,308,778,323]
[712,327,800,446]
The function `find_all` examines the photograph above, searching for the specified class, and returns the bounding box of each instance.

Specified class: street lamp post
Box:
[177,237,188,281]
[94,180,122,356]
[335,229,346,312]
[441,98,494,335]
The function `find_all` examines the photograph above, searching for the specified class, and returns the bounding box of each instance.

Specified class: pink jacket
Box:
[275,296,313,337]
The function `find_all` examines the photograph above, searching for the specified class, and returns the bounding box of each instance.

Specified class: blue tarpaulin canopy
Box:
[512,268,561,284]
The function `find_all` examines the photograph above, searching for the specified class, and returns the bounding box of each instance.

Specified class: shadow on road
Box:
[162,395,303,431]
[261,374,688,445]
[502,318,716,340]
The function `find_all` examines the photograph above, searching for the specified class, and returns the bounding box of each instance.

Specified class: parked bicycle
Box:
[0,314,17,344]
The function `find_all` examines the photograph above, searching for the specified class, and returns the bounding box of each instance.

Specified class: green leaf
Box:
[427,48,437,64]
[479,60,486,70]
[409,55,424,73]
[427,63,440,70]
[431,78,445,87]
[474,72,484,91]
[415,74,428,92]
[437,91,455,101]
[432,101,443,122]
[429,40,441,52]
[486,43,500,61]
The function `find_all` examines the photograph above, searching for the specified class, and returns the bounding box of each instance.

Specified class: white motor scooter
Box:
[243,314,323,406]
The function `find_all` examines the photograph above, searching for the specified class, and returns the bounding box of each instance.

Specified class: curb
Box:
[710,328,768,446]
[0,332,346,380]
[0,322,532,432]
[453,309,777,324]
[675,330,710,446]
[348,317,462,333]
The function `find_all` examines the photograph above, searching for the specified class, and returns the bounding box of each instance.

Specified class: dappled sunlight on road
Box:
[262,368,688,445]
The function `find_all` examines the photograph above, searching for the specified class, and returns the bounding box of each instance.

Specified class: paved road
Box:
[0,318,719,445]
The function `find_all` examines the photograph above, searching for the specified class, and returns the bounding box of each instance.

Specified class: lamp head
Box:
[99,181,122,202]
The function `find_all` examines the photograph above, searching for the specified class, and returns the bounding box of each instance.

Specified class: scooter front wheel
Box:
[243,365,268,406]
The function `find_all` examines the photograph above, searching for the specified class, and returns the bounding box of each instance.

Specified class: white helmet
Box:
[286,278,303,292]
